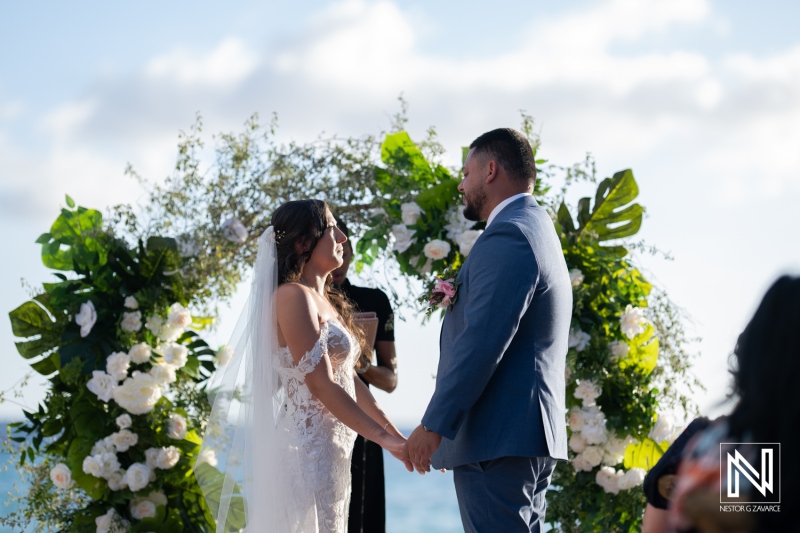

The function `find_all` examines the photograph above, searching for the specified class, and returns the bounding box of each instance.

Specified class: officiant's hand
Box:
[406,424,443,475]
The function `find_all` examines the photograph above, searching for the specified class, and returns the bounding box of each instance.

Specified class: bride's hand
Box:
[376,434,414,472]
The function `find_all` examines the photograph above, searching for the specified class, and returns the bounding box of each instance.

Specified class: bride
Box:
[196,200,409,533]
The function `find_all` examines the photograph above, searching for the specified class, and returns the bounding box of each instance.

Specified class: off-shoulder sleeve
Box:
[293,321,329,377]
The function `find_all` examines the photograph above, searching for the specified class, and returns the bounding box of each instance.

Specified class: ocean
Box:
[0,426,464,533]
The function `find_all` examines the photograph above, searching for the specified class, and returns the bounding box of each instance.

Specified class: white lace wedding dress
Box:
[273,318,360,533]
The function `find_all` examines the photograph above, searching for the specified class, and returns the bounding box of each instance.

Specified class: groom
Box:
[405,128,572,532]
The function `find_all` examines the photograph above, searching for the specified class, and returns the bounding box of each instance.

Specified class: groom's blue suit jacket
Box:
[422,195,571,469]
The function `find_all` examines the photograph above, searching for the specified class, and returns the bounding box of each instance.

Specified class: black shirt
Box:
[335,278,395,343]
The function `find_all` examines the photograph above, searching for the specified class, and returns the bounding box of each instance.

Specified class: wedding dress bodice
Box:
[273,318,359,533]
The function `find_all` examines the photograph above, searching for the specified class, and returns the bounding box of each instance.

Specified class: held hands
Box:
[371,426,413,472]
[405,424,444,475]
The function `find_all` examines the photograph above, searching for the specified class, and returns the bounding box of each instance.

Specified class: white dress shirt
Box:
[485,193,531,228]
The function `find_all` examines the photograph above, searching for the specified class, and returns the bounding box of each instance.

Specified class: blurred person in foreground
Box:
[653,276,800,532]
[331,218,399,533]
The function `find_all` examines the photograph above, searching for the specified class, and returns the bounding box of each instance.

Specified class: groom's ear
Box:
[485,159,498,184]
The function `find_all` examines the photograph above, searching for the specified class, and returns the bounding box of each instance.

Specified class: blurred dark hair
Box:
[469,128,536,185]
[271,200,363,349]
[728,275,800,530]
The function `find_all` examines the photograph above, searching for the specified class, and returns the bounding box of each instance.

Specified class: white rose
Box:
[167,303,192,330]
[50,463,74,489]
[75,300,97,338]
[124,296,139,310]
[620,304,646,339]
[151,362,177,385]
[130,498,157,520]
[148,490,168,507]
[157,323,182,342]
[649,413,676,443]
[113,373,163,415]
[455,230,483,256]
[145,448,160,470]
[215,345,234,367]
[124,462,152,493]
[111,429,138,453]
[568,406,586,431]
[115,414,132,430]
[608,341,630,362]
[145,314,164,336]
[121,311,142,333]
[96,508,128,533]
[128,342,152,364]
[221,217,248,243]
[568,328,591,352]
[99,453,120,479]
[87,371,116,403]
[596,466,623,494]
[401,202,423,225]
[617,467,647,490]
[167,414,188,440]
[423,239,451,261]
[156,446,181,470]
[574,379,602,407]
[569,268,585,287]
[571,453,594,472]
[106,351,131,382]
[159,343,188,369]
[568,433,587,454]
[603,436,633,466]
[197,448,218,467]
[581,418,609,446]
[390,224,416,253]
[443,205,474,240]
[107,470,127,491]
[580,446,604,468]
[91,436,116,456]
[82,454,105,478]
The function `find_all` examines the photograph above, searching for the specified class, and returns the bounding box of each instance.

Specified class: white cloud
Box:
[145,37,258,88]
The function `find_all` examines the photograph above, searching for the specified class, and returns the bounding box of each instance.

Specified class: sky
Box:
[1,0,799,425]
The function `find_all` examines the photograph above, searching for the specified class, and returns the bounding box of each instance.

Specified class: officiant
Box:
[332,217,398,533]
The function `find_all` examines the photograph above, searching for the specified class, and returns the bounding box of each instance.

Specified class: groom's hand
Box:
[406,424,442,475]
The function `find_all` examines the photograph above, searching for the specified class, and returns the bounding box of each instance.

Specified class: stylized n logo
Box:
[727,448,773,497]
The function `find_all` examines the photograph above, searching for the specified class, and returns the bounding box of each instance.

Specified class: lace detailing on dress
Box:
[274,319,360,533]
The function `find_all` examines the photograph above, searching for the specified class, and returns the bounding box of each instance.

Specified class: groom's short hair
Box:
[469,128,536,184]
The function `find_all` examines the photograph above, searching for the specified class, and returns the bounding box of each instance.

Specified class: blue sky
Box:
[1,0,799,423]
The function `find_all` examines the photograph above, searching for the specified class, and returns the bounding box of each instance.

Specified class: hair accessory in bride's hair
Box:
[274,229,286,244]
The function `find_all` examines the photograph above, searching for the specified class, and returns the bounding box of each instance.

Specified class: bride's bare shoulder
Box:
[276,283,318,318]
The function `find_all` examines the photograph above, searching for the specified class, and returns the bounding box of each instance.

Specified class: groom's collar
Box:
[485,192,533,228]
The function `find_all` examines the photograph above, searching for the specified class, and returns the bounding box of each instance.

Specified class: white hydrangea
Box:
[130,498,157,520]
[620,304,646,339]
[423,239,451,261]
[157,323,182,342]
[568,328,591,352]
[581,446,604,468]
[401,202,423,225]
[390,224,416,253]
[145,314,164,336]
[569,268,585,287]
[120,311,143,333]
[106,469,127,492]
[115,414,132,430]
[574,379,602,407]
[197,448,218,467]
[148,490,168,507]
[617,467,647,490]
[96,508,129,533]
[91,436,116,456]
[111,429,138,452]
[215,345,234,366]
[568,433,587,454]
[608,341,630,362]
[124,462,152,493]
[571,453,594,472]
[75,300,97,338]
[99,453,121,479]
[124,296,139,310]
[649,413,676,443]
[596,466,623,494]
[156,446,181,470]
[113,373,163,415]
[128,342,152,364]
[455,229,483,256]
[167,303,192,330]
[603,435,634,466]
[106,352,131,382]
[151,362,177,385]
[159,343,188,369]
[167,414,188,440]
[443,205,474,240]
[50,463,74,489]
[580,407,609,445]
[87,371,116,403]
[176,234,201,258]
[221,217,249,243]
[568,406,586,431]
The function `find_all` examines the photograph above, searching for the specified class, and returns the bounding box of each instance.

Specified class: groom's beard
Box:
[462,187,487,222]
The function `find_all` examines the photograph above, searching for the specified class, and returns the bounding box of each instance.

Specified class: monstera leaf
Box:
[378,131,451,193]
[37,200,105,271]
[558,169,644,245]
[618,323,659,375]
[9,296,63,376]
[624,437,666,470]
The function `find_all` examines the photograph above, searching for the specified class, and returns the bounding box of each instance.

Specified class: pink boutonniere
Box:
[420,276,461,316]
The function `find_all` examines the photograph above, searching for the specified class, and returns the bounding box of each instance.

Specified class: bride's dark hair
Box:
[271,199,364,351]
